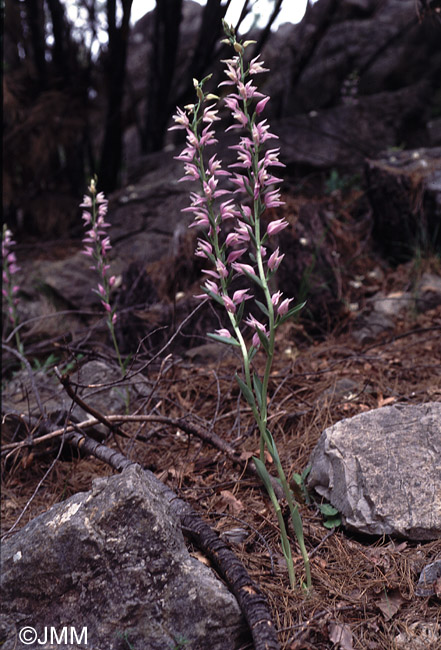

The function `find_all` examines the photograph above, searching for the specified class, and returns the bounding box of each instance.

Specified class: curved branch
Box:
[66,430,281,650]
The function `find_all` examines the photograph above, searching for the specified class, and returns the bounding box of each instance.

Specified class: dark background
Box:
[4,0,441,238]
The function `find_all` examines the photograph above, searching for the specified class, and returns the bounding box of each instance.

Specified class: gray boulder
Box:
[416,560,441,598]
[1,465,248,650]
[307,403,441,540]
[2,360,152,437]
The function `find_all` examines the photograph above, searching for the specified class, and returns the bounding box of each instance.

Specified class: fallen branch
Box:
[66,429,281,650]
[2,411,285,501]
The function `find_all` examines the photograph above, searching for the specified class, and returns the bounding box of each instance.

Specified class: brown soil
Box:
[2,188,441,649]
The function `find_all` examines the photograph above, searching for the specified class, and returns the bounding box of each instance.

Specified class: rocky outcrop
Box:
[1,465,249,650]
[125,1,441,174]
[264,0,440,170]
[307,402,441,540]
[366,147,441,261]
[352,272,441,343]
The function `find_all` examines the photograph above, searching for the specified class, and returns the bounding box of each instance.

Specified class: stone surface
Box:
[2,360,151,428]
[415,560,441,597]
[366,148,441,261]
[0,465,248,650]
[262,0,441,169]
[351,311,395,344]
[307,403,441,540]
[352,272,441,343]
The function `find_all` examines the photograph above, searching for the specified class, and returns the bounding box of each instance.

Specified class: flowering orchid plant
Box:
[80,179,123,372]
[170,21,310,589]
[2,224,24,359]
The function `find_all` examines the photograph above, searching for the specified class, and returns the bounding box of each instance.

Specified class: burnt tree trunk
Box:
[46,0,77,85]
[99,0,133,192]
[187,0,229,84]
[141,0,183,153]
[24,0,47,87]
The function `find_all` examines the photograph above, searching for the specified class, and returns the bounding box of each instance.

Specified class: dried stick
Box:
[54,366,124,437]
[2,410,285,502]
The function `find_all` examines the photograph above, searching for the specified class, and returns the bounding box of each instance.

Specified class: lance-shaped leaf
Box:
[255,326,270,354]
[201,286,225,306]
[235,373,256,408]
[252,373,264,409]
[262,428,280,464]
[236,299,246,324]
[277,301,306,326]
[253,457,279,510]
[248,345,258,362]
[254,299,269,318]
[207,332,241,347]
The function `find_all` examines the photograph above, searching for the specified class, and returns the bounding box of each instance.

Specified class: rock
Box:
[260,0,441,170]
[307,403,441,540]
[274,85,429,170]
[351,310,395,344]
[281,0,441,112]
[0,464,248,650]
[415,559,441,597]
[352,273,441,342]
[416,272,441,311]
[2,360,152,432]
[366,147,441,261]
[371,291,413,317]
[183,342,237,364]
[319,378,361,405]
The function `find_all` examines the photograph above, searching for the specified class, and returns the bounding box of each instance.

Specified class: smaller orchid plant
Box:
[80,179,124,376]
[2,224,24,360]
[170,21,310,589]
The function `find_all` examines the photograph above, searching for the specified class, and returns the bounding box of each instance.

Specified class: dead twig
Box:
[54,366,125,438]
[2,410,285,500]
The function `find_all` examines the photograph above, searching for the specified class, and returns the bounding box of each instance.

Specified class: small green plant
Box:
[318,503,341,529]
[115,630,135,650]
[61,353,85,374]
[170,21,310,590]
[31,353,60,373]
[292,466,341,529]
[325,168,361,195]
[292,465,312,505]
[30,352,85,376]
[169,634,190,649]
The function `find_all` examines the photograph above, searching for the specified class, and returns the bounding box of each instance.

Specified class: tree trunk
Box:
[99,0,133,192]
[46,0,72,84]
[25,0,47,87]
[141,0,183,153]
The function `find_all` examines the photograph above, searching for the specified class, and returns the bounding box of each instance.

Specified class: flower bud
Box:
[233,42,244,54]
[215,328,232,338]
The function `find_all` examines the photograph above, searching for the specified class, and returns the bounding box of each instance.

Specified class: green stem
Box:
[263,430,311,590]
